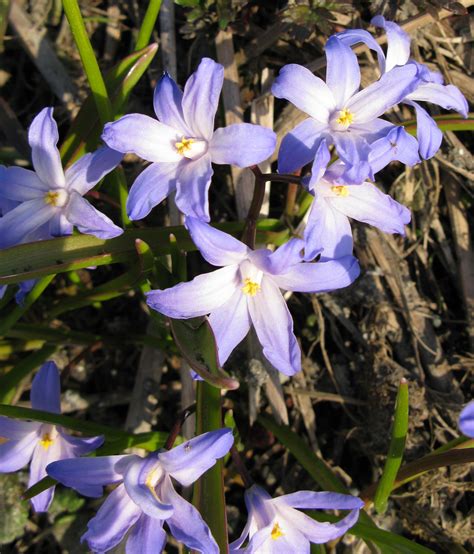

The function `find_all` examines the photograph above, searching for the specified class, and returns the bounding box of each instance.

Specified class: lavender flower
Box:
[47,428,233,553]
[459,402,474,438]
[146,217,360,376]
[102,58,276,221]
[303,158,411,261]
[0,107,124,249]
[0,361,103,512]
[272,36,422,184]
[231,485,363,552]
[337,16,468,159]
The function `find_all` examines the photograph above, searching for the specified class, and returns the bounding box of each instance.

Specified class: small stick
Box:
[164,403,196,450]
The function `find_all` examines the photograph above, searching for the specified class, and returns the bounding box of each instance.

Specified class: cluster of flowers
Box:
[0,17,470,553]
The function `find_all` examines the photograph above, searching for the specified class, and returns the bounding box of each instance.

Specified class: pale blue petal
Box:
[31,361,61,413]
[368,125,421,174]
[407,82,468,118]
[153,72,190,134]
[127,162,180,220]
[305,140,331,193]
[272,64,335,122]
[58,430,104,457]
[28,107,65,188]
[126,514,167,554]
[82,484,142,552]
[459,402,474,438]
[146,265,239,318]
[303,196,353,261]
[278,119,329,174]
[371,16,411,72]
[275,491,364,510]
[65,192,123,239]
[0,167,47,201]
[29,433,64,511]
[159,428,233,487]
[49,213,73,237]
[248,277,301,376]
[102,114,183,162]
[209,124,276,167]
[175,155,213,221]
[208,288,251,365]
[0,431,38,472]
[332,133,372,184]
[272,256,359,293]
[250,238,306,275]
[0,199,54,248]
[406,100,442,159]
[182,58,224,140]
[185,217,248,266]
[15,280,37,305]
[65,146,123,195]
[0,417,39,440]
[325,36,361,107]
[336,28,386,73]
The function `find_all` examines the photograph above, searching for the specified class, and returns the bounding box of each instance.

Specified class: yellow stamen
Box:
[271,522,284,540]
[175,137,194,155]
[242,278,260,297]
[44,191,60,206]
[331,185,349,197]
[336,108,354,127]
[39,433,54,450]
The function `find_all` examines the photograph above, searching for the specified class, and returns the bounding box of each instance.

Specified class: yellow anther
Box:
[175,137,194,155]
[271,522,284,540]
[242,278,260,297]
[336,108,354,127]
[39,433,54,450]
[44,191,60,206]
[331,185,350,197]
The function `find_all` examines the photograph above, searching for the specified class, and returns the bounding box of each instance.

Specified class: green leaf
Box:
[169,317,239,389]
[374,378,409,514]
[0,344,57,404]
[60,43,158,166]
[135,0,163,50]
[403,113,474,134]
[0,220,287,285]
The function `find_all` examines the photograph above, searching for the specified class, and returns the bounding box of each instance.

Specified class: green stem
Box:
[135,0,163,50]
[62,0,113,124]
[0,275,55,337]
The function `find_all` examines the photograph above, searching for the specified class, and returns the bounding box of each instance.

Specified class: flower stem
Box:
[231,446,253,488]
[164,404,195,449]
[241,165,267,249]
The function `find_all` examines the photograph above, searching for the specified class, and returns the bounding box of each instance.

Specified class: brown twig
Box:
[241,165,267,249]
[164,403,196,449]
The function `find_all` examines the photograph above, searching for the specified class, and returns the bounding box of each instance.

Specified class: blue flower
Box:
[146,217,360,376]
[47,428,234,553]
[272,36,422,184]
[0,361,104,512]
[0,107,124,249]
[102,58,276,221]
[230,485,363,552]
[459,401,474,438]
[337,16,468,159]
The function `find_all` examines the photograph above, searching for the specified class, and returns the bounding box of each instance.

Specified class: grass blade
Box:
[135,0,163,50]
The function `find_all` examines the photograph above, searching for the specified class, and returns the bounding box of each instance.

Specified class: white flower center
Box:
[330,108,354,131]
[44,189,68,208]
[175,137,208,160]
[239,260,263,297]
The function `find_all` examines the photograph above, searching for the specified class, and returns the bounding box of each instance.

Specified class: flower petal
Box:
[102,114,183,162]
[368,125,421,174]
[459,401,474,438]
[346,63,420,123]
[406,82,468,117]
[272,64,335,122]
[305,139,331,193]
[0,431,38,472]
[126,514,167,554]
[28,107,65,188]
[49,212,73,237]
[0,417,39,440]
[182,58,224,140]
[303,196,353,261]
[31,361,61,413]
[29,432,64,511]
[46,454,126,497]
[209,124,276,167]
[185,217,249,266]
[147,265,239,319]
[65,146,123,195]
[208,288,251,365]
[65,192,123,239]
[371,16,411,72]
[0,167,47,201]
[15,280,37,305]
[122,455,174,519]
[250,238,306,275]
[328,182,411,235]
[161,476,219,553]
[58,430,104,457]
[248,277,301,376]
[277,119,329,174]
[243,521,310,553]
[175,155,213,221]
[332,133,372,184]
[0,199,54,248]
[127,162,180,220]
[325,36,361,107]
[273,256,359,293]
[82,484,142,552]
[153,72,189,133]
[274,491,364,510]
[159,428,234,487]
[405,100,442,159]
[337,29,386,73]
